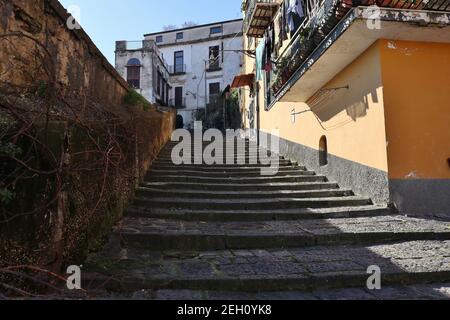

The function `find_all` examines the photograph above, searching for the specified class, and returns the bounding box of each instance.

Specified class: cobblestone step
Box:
[146,174,328,184]
[148,169,316,178]
[155,157,286,164]
[124,205,393,221]
[84,240,450,293]
[158,149,273,156]
[140,181,339,192]
[163,142,260,148]
[151,164,307,171]
[132,196,372,210]
[153,158,296,168]
[136,188,352,200]
[86,282,450,300]
[114,216,450,251]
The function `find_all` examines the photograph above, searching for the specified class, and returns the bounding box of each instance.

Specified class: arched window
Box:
[127,58,141,89]
[319,136,328,166]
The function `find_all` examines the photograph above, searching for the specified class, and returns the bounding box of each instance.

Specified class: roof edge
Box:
[144,18,244,37]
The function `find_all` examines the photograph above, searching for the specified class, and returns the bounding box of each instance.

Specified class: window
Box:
[126,58,141,89]
[208,46,220,70]
[176,32,183,40]
[166,84,170,105]
[319,136,328,166]
[161,78,166,103]
[174,51,184,74]
[210,26,222,35]
[156,35,163,43]
[209,82,221,103]
[209,82,221,95]
[175,87,184,108]
[156,68,162,97]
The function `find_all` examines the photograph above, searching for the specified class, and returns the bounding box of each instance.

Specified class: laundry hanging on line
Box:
[255,40,265,81]
[286,0,305,37]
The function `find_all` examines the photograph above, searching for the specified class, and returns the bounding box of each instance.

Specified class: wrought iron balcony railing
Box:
[206,58,223,72]
[169,64,187,75]
[269,0,450,101]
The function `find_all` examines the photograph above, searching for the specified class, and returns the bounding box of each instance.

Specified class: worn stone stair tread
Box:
[87,282,450,300]
[136,188,350,199]
[146,175,327,184]
[151,162,296,168]
[132,196,372,210]
[141,181,336,190]
[84,240,450,292]
[158,152,276,157]
[150,168,309,173]
[151,165,307,172]
[124,205,392,220]
[152,158,295,163]
[117,215,450,236]
[149,167,309,173]
[114,216,450,250]
[148,169,316,177]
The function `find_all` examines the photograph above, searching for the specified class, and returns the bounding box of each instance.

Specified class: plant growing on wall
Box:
[123,90,152,111]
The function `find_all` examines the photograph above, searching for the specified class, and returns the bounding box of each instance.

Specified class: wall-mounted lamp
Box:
[186,91,197,99]
[291,108,313,124]
[291,108,296,124]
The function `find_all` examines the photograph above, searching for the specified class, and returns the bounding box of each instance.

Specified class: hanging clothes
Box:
[263,27,273,73]
[274,16,280,59]
[286,0,305,36]
[280,0,288,41]
[272,19,280,59]
[255,40,265,81]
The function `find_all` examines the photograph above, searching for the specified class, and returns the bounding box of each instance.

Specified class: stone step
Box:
[115,216,450,251]
[84,240,450,293]
[151,164,307,172]
[136,188,352,200]
[159,149,271,155]
[164,141,258,147]
[151,159,296,167]
[146,174,327,184]
[92,282,450,300]
[155,157,285,163]
[140,181,339,192]
[132,196,372,210]
[148,169,316,178]
[124,205,393,221]
[158,154,277,159]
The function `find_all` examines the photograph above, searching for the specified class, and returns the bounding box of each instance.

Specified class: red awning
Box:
[231,74,255,88]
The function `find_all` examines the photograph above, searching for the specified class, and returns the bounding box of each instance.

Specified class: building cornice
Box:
[155,32,244,48]
[144,19,243,37]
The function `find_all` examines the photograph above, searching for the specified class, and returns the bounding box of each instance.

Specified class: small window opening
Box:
[319,136,328,166]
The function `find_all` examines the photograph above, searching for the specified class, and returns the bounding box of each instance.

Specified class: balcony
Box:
[267,0,450,109]
[206,59,223,72]
[243,0,280,38]
[169,64,186,75]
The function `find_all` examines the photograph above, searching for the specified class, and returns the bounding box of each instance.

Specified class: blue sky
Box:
[59,0,243,64]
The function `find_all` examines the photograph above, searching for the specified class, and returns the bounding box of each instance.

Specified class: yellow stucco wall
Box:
[380,39,450,180]
[255,41,388,172]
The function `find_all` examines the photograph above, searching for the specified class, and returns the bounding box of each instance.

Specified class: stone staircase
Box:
[85,139,450,299]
